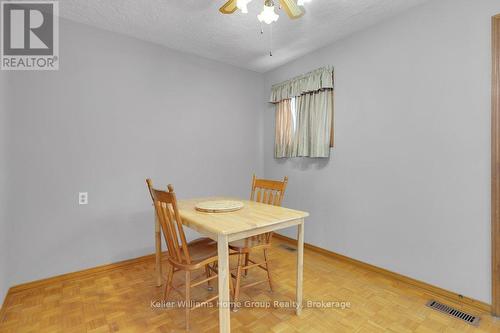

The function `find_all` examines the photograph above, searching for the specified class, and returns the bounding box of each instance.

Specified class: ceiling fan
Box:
[219,0,310,24]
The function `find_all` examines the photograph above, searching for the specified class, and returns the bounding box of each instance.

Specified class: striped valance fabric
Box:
[270,66,334,103]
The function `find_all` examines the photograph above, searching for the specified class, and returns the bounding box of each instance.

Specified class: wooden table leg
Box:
[217,234,231,333]
[155,215,162,287]
[296,220,304,315]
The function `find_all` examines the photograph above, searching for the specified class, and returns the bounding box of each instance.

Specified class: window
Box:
[271,67,334,159]
[287,96,333,147]
[274,90,334,158]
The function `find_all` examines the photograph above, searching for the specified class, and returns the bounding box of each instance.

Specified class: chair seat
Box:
[184,237,218,263]
[229,237,271,253]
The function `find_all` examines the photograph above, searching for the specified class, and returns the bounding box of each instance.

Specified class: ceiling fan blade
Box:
[279,0,305,19]
[219,0,238,14]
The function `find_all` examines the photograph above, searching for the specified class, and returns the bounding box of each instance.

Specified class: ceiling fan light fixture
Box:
[257,0,279,24]
[297,0,312,6]
[236,0,252,14]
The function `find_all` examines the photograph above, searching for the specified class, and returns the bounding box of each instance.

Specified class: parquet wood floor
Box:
[0,240,499,332]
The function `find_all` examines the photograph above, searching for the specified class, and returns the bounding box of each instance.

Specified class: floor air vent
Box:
[426,300,480,326]
[279,244,297,252]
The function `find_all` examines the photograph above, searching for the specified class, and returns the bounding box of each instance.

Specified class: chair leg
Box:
[244,253,249,277]
[185,271,191,330]
[263,249,273,292]
[233,254,243,312]
[205,264,213,291]
[164,265,174,300]
[228,267,234,298]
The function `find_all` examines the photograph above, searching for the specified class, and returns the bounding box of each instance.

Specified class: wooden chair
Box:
[146,179,221,330]
[229,174,288,311]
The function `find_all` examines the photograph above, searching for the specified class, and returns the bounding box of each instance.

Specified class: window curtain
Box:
[270,67,334,103]
[275,99,294,158]
[293,89,333,157]
[271,67,334,158]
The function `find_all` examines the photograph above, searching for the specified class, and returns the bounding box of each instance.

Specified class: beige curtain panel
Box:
[272,67,334,159]
[275,99,294,158]
[270,67,334,103]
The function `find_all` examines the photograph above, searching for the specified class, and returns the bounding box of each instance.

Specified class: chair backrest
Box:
[146,179,191,265]
[250,174,288,206]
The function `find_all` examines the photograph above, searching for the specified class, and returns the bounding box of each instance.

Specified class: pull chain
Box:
[270,24,273,57]
[271,3,281,56]
[258,21,273,57]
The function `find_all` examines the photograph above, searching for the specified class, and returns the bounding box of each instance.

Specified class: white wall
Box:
[0,70,9,304]
[263,0,500,304]
[4,19,264,287]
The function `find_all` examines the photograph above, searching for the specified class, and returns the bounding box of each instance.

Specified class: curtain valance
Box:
[269,66,334,103]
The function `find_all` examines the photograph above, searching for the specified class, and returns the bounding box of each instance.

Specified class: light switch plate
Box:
[79,192,88,205]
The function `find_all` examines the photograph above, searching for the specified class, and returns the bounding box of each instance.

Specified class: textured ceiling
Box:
[59,0,429,72]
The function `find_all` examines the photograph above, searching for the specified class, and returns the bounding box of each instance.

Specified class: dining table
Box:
[153,197,309,333]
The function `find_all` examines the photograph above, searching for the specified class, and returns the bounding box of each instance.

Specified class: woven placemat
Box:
[195,200,244,213]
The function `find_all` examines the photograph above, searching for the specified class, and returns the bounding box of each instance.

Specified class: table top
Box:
[177,197,309,236]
